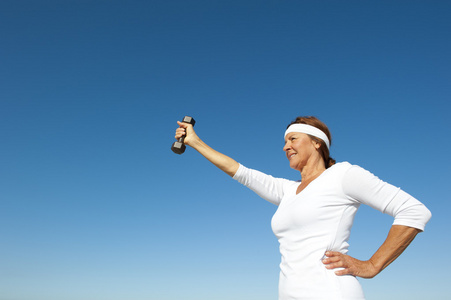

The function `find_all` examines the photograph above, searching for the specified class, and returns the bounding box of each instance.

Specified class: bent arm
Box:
[368,225,420,274]
[324,225,421,278]
[342,165,432,231]
[323,164,432,278]
[175,121,239,177]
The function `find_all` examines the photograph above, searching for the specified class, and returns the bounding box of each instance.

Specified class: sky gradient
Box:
[1,1,450,299]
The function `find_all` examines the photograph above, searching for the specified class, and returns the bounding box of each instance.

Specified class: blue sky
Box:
[1,1,450,299]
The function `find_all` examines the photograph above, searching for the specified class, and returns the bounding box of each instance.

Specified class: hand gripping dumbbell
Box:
[171,116,196,154]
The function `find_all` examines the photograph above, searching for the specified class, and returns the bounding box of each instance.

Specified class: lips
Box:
[288,153,297,160]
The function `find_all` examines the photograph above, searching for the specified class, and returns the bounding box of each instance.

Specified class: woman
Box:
[174,116,431,300]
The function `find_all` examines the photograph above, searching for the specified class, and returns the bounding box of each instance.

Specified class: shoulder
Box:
[326,162,373,186]
[328,161,371,174]
[326,161,353,175]
[234,163,298,187]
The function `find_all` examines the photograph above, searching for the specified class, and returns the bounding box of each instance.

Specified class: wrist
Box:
[367,258,383,276]
[188,135,203,148]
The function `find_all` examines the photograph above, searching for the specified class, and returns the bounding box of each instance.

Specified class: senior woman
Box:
[174,116,431,300]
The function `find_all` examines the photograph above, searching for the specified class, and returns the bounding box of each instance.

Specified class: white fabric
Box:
[285,124,330,150]
[233,162,431,300]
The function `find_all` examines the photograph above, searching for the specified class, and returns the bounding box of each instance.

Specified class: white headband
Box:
[284,124,330,150]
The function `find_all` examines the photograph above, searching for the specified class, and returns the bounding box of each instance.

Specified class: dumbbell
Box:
[171,116,196,154]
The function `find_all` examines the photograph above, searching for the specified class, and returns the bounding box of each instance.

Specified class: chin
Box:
[289,163,300,171]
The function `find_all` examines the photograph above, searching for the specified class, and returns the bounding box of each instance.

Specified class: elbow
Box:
[422,205,432,226]
[414,206,432,232]
[416,204,432,232]
[227,163,241,178]
[393,203,432,232]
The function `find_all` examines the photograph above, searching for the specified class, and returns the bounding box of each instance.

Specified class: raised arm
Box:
[174,121,239,177]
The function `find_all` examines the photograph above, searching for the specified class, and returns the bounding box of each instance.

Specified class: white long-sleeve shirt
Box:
[233,162,431,300]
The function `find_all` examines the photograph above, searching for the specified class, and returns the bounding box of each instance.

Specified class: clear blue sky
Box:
[1,1,450,299]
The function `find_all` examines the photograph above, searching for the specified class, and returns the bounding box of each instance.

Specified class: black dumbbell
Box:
[171,116,196,154]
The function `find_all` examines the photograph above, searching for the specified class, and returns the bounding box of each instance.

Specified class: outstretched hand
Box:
[322,251,379,279]
[175,120,199,147]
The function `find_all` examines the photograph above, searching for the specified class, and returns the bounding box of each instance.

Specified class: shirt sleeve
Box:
[341,165,432,231]
[232,164,292,206]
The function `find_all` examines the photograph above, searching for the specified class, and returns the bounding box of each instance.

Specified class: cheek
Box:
[294,139,310,151]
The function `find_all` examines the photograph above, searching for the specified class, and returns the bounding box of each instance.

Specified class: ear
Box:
[310,139,320,149]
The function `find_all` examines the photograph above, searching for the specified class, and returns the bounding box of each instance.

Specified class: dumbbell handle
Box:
[171,116,196,154]
[176,135,186,144]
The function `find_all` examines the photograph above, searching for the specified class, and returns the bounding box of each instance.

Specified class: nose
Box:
[283,141,290,152]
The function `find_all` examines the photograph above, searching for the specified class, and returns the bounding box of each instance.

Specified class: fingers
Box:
[324,251,341,258]
[334,268,352,276]
[175,121,190,139]
[176,121,194,131]
[323,251,342,265]
[322,251,354,275]
[175,127,186,139]
[174,120,197,145]
[323,252,346,270]
[322,252,377,278]
[176,121,187,128]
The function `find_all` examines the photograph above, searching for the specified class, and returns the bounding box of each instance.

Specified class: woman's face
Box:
[283,132,318,170]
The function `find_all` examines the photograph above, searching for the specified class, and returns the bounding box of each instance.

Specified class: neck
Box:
[300,156,326,181]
